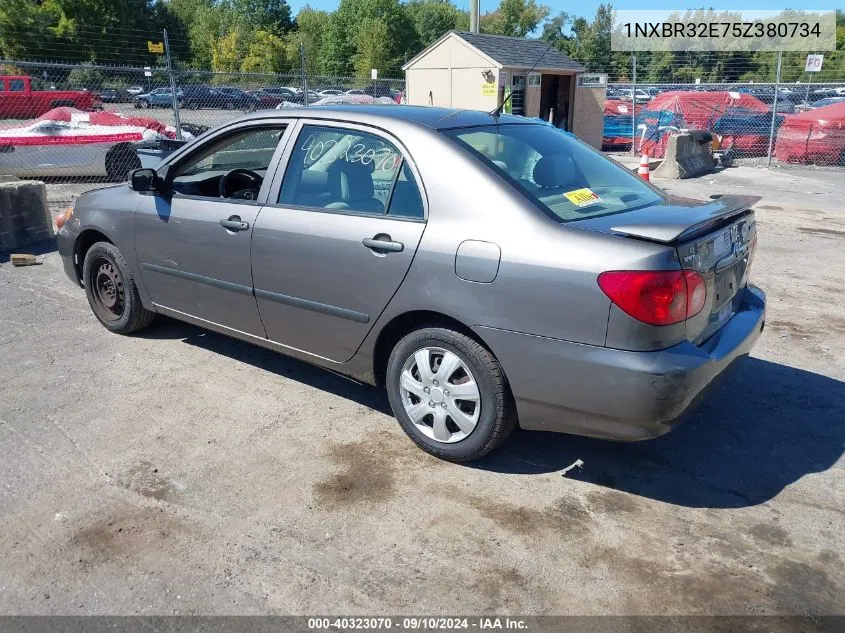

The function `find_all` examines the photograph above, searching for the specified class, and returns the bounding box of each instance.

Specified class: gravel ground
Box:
[0,165,843,617]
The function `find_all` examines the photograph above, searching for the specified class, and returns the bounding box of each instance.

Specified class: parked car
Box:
[812,86,845,99]
[775,101,845,166]
[0,75,101,118]
[134,87,182,109]
[794,96,845,113]
[55,106,764,462]
[178,85,232,109]
[99,88,127,103]
[213,87,260,110]
[126,86,146,97]
[249,87,298,108]
[318,89,344,97]
[362,84,394,98]
[0,107,196,180]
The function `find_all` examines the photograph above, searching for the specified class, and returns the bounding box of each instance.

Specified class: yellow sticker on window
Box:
[564,188,601,206]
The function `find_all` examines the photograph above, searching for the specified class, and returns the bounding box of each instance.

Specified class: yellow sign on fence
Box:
[147,41,164,54]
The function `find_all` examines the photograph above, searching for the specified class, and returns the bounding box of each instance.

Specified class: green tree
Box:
[541,3,627,73]
[482,0,549,38]
[229,0,292,34]
[211,29,243,72]
[0,0,64,60]
[405,0,465,47]
[353,18,393,76]
[285,6,330,75]
[320,0,417,76]
[241,29,288,73]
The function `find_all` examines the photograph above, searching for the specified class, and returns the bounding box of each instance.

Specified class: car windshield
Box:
[442,123,665,222]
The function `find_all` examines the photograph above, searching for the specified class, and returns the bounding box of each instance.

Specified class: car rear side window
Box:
[8,80,25,92]
[442,123,665,222]
[279,124,423,218]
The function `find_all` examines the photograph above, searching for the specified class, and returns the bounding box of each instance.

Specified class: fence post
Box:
[163,29,182,140]
[300,43,309,106]
[766,50,783,168]
[631,52,637,156]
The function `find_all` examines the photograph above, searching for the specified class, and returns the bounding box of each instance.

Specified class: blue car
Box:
[133,88,183,109]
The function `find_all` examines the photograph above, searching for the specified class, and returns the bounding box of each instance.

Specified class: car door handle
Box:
[362,236,404,253]
[220,216,249,232]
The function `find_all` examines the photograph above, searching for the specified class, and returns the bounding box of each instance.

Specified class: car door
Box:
[134,122,292,336]
[252,121,427,362]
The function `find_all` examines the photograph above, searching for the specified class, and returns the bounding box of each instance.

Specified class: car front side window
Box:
[278,124,423,217]
[169,126,286,200]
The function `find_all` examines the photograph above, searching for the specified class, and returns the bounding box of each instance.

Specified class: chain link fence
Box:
[2,51,845,211]
[598,51,845,169]
[0,59,405,210]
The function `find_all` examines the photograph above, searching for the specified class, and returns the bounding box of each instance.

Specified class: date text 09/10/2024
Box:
[307,617,528,630]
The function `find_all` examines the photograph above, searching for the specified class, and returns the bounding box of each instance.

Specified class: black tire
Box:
[138,99,149,109]
[82,242,155,334]
[105,144,142,182]
[386,327,516,462]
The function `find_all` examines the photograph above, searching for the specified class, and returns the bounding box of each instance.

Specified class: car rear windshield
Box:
[442,123,665,222]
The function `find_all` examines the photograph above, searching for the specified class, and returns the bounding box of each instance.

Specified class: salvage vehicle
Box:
[774,101,845,166]
[56,106,765,461]
[637,91,775,157]
[0,75,101,118]
[0,107,197,180]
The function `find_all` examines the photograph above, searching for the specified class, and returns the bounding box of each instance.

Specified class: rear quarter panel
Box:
[358,126,679,351]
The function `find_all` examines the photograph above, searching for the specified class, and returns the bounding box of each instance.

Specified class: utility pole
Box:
[766,51,783,168]
[470,0,480,33]
[300,42,309,106]
[163,29,182,140]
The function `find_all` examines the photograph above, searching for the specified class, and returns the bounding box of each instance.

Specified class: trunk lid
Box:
[573,194,759,344]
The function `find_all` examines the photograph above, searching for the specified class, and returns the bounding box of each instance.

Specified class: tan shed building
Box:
[402,31,606,148]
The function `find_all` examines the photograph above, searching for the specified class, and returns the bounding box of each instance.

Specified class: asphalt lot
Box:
[1,165,844,616]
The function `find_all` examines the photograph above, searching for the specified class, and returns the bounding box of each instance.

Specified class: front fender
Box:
[71,185,153,310]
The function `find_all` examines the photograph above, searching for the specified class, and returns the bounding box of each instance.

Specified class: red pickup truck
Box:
[0,76,101,119]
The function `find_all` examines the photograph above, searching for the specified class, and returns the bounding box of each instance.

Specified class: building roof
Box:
[452,31,584,72]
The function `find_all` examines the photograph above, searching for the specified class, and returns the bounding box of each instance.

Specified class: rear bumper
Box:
[475,285,765,441]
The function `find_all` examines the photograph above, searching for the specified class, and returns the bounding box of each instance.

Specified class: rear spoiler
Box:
[610,194,761,244]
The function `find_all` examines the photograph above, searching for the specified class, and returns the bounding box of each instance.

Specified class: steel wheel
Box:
[90,257,125,323]
[399,346,481,443]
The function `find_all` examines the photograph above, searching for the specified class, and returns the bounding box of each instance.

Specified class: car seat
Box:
[324,159,384,212]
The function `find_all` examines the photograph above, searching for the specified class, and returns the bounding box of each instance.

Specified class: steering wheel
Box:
[219,168,263,199]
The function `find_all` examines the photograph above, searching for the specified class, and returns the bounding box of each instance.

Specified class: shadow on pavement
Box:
[0,237,58,263]
[139,317,391,415]
[475,357,845,508]
[141,317,844,509]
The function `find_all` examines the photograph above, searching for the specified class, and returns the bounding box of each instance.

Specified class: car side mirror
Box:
[129,168,158,192]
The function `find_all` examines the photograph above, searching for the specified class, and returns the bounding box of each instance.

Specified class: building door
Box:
[511,74,526,116]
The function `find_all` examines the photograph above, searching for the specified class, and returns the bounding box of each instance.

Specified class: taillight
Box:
[598,270,706,326]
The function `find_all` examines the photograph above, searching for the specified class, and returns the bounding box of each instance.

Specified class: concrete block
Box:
[0,180,54,252]
[653,132,716,179]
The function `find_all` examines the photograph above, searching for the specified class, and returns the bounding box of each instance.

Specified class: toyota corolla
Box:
[57,106,765,462]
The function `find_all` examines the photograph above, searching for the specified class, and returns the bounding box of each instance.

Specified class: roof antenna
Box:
[490,40,557,118]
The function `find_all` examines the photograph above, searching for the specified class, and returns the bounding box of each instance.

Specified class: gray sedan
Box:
[56,106,765,462]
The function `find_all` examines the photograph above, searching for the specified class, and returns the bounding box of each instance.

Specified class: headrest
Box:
[533,154,575,188]
[327,160,374,201]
